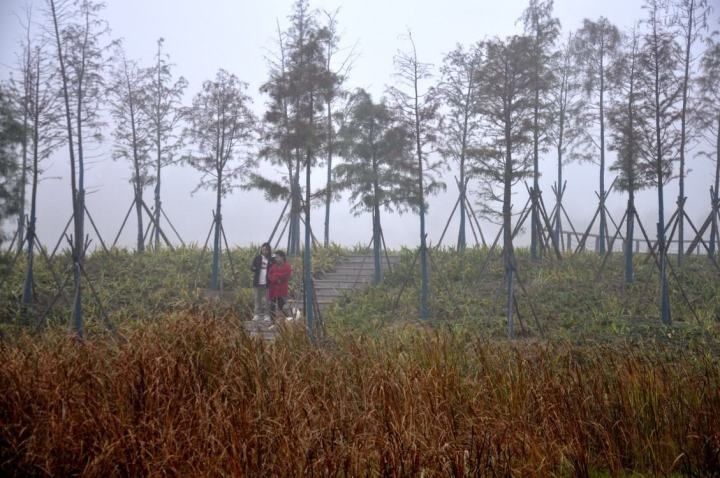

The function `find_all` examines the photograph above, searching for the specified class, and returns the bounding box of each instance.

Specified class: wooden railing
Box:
[558,230,715,255]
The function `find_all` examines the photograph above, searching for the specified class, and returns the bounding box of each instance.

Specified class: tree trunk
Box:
[22,63,41,307]
[135,189,144,252]
[324,101,332,248]
[372,148,382,284]
[17,63,29,255]
[415,71,429,321]
[653,30,671,325]
[556,141,563,249]
[288,154,301,257]
[458,157,467,252]
[710,115,720,258]
[50,0,83,336]
[154,53,163,252]
[457,82,472,252]
[625,192,635,284]
[599,52,607,255]
[503,119,514,339]
[73,29,90,331]
[128,87,144,253]
[372,207,382,285]
[531,86,540,259]
[154,144,161,250]
[210,169,222,290]
[303,147,315,336]
[677,0,694,266]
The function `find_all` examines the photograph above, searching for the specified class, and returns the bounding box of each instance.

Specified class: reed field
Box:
[1,247,720,476]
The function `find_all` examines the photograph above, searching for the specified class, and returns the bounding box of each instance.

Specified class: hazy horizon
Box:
[1,0,718,253]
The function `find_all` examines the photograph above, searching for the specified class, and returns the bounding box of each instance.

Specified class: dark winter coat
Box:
[251,254,270,287]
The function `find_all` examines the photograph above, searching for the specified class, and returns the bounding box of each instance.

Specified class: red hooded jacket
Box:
[268,260,292,299]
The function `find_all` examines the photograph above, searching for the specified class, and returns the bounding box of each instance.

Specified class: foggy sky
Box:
[1,0,718,253]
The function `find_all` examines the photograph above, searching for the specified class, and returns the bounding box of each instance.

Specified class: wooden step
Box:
[314,289,350,299]
[342,254,400,261]
[314,278,372,286]
[314,282,367,290]
[309,255,401,310]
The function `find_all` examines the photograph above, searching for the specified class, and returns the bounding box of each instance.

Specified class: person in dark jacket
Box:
[251,242,272,321]
[268,250,292,318]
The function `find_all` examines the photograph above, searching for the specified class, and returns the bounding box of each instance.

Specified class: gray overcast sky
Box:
[1,0,718,252]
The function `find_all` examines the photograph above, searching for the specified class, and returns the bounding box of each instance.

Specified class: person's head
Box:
[274,250,286,264]
[260,243,271,257]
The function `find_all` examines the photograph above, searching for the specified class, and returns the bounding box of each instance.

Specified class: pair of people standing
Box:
[251,243,292,322]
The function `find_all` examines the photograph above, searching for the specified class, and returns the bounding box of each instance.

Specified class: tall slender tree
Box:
[437,42,483,251]
[474,36,534,338]
[672,0,709,265]
[608,27,649,284]
[254,1,337,334]
[11,10,33,254]
[388,31,444,321]
[47,0,112,336]
[638,0,683,325]
[145,38,187,250]
[287,0,337,332]
[695,35,720,257]
[13,30,63,307]
[109,50,151,252]
[520,0,560,259]
[255,21,299,253]
[546,33,586,247]
[335,89,420,284]
[254,2,335,270]
[183,69,256,291]
[573,17,622,254]
[320,9,353,248]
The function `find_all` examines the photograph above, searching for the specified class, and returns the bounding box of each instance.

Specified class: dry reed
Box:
[1,313,719,477]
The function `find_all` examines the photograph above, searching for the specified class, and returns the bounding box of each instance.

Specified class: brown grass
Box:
[1,313,719,477]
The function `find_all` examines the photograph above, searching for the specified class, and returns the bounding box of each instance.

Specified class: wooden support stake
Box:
[112,198,136,249]
[84,205,110,254]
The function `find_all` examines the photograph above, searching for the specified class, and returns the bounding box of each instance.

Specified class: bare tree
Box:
[47,0,113,336]
[388,31,444,321]
[474,36,534,338]
[145,38,187,250]
[320,8,354,248]
[109,49,151,252]
[520,0,560,259]
[183,69,256,291]
[546,33,586,247]
[671,0,710,265]
[436,42,483,251]
[573,17,622,254]
[695,34,720,257]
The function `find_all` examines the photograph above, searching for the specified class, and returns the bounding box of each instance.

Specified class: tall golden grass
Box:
[1,313,719,476]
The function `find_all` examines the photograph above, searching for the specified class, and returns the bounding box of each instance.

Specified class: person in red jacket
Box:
[268,250,292,318]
